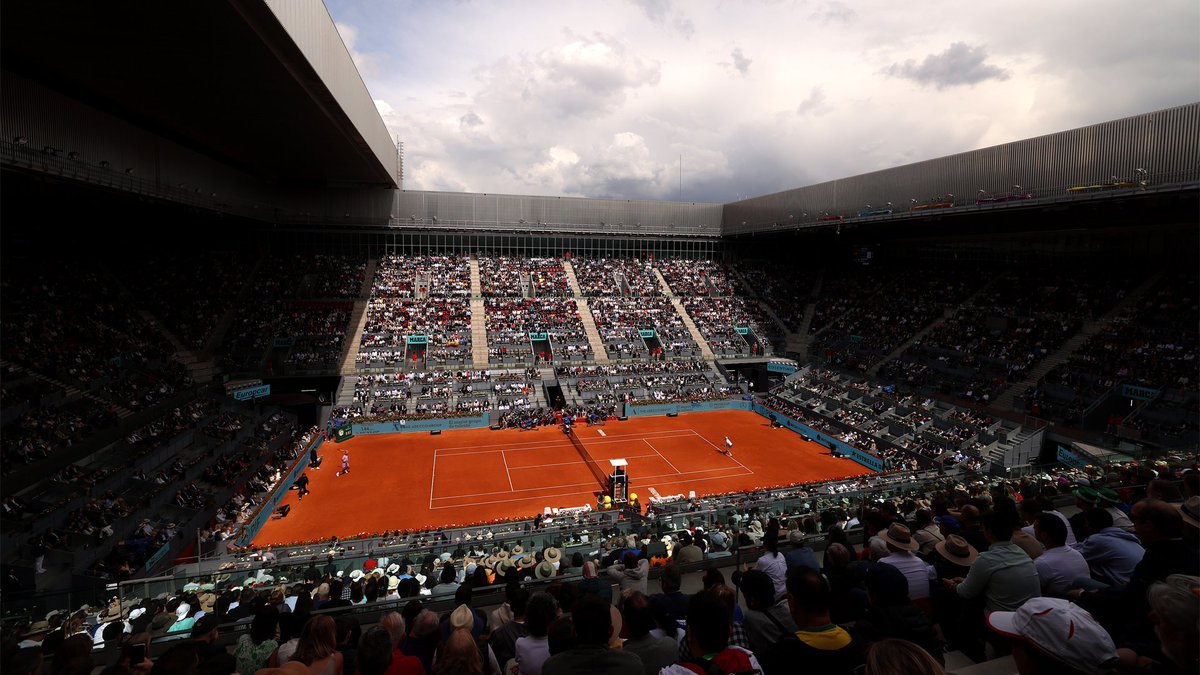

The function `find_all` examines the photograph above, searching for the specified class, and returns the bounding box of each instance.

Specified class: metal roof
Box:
[1,0,397,188]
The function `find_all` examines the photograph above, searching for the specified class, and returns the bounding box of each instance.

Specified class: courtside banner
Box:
[752,403,884,472]
[334,425,354,443]
[352,413,490,435]
[624,400,752,417]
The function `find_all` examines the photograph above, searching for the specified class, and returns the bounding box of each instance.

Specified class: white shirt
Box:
[1021,510,1077,546]
[1034,545,1090,596]
[878,552,936,600]
[756,552,788,599]
[515,634,551,675]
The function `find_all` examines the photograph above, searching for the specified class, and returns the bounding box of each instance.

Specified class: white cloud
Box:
[336,0,1200,203]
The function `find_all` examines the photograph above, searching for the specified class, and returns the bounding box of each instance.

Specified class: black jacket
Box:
[853,603,943,663]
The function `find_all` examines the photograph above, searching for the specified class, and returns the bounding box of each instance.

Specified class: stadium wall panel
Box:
[396,190,722,237]
[1,71,395,226]
[722,103,1200,234]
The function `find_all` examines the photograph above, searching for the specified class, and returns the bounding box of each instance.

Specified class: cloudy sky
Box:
[325,0,1199,204]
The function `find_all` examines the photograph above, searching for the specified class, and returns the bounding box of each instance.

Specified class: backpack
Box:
[679,647,762,675]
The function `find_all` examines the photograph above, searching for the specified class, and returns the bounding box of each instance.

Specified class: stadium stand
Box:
[2,5,1197,672]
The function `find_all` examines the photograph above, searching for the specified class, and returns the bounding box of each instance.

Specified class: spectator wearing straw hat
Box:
[446,604,501,674]
[535,560,557,580]
[877,523,936,602]
[1180,495,1200,542]
[987,597,1118,675]
[543,547,562,571]
[17,620,52,649]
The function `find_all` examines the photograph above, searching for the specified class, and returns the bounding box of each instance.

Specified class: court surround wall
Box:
[750,402,885,472]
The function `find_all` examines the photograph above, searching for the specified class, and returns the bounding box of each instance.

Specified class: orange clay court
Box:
[252,410,874,546]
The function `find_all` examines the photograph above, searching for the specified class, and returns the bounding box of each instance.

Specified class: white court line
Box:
[434,464,749,501]
[429,470,754,509]
[435,432,695,457]
[597,429,607,437]
[433,428,692,453]
[434,480,599,500]
[644,438,682,475]
[501,449,514,491]
[687,429,755,473]
[428,451,438,511]
[505,453,662,471]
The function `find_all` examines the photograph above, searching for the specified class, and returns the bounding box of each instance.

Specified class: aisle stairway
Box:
[469,257,490,367]
[202,255,265,358]
[993,271,1163,409]
[1,361,135,419]
[669,298,716,361]
[652,268,674,296]
[338,300,370,375]
[867,275,1006,377]
[562,261,610,363]
[137,310,217,384]
[791,272,825,360]
[337,258,378,375]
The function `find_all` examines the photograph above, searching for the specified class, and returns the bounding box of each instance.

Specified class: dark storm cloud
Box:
[730,48,752,76]
[886,42,1010,89]
[796,86,827,116]
[459,111,483,130]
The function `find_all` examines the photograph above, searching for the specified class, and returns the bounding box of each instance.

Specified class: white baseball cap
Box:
[987,598,1117,672]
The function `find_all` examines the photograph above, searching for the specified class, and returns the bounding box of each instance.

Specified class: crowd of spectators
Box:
[876,265,1142,405]
[2,268,178,387]
[9,455,1196,675]
[571,258,662,297]
[112,253,249,351]
[220,255,366,374]
[772,368,1019,472]
[2,399,119,474]
[587,298,699,359]
[373,255,471,299]
[654,259,735,297]
[811,265,987,373]
[731,261,816,332]
[480,257,570,297]
[360,256,472,365]
[483,298,591,359]
[681,296,770,357]
[1021,271,1199,436]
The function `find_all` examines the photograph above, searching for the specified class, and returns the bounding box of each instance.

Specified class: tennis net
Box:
[566,428,608,489]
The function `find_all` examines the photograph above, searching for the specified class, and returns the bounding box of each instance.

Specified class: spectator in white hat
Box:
[987,597,1117,674]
